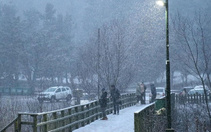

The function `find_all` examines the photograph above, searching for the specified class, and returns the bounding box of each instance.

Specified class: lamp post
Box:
[97,28,100,100]
[157,0,173,131]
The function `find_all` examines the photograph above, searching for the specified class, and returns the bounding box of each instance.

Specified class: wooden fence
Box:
[134,101,169,132]
[0,93,136,132]
[134,94,176,132]
[175,94,211,104]
[134,93,211,132]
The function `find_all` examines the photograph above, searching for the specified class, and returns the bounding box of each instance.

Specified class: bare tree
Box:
[173,103,211,131]
[172,11,211,125]
[78,20,135,94]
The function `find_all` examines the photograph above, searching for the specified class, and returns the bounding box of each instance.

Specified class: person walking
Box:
[179,88,187,104]
[150,83,156,103]
[99,88,108,120]
[110,85,120,115]
[140,82,147,104]
[136,83,142,104]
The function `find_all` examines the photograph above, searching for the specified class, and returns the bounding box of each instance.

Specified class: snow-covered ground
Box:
[74,104,149,132]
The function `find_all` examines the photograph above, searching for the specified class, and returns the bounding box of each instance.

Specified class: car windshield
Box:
[44,87,57,92]
[188,90,195,94]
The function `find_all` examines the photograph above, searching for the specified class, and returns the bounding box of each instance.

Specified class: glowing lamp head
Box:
[156,1,165,6]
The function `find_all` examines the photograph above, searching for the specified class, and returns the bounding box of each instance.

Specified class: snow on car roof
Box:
[194,85,208,90]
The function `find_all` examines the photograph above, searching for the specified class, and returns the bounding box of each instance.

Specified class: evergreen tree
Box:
[0,4,22,87]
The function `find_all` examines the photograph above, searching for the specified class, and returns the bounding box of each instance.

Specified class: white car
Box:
[188,85,210,95]
[156,87,165,99]
[194,85,209,90]
[188,89,204,95]
[37,86,72,103]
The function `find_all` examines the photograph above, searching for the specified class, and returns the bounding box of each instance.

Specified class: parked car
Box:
[171,89,180,95]
[188,88,210,95]
[37,86,72,103]
[194,85,209,90]
[187,85,211,95]
[156,87,165,99]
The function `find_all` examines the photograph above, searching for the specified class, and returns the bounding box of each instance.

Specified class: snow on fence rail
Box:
[134,102,169,132]
[134,103,156,132]
[175,94,211,104]
[0,93,136,132]
[134,94,177,132]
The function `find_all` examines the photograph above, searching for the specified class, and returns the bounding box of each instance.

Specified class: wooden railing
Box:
[175,94,211,104]
[134,94,176,132]
[0,116,20,132]
[1,93,136,132]
[134,103,155,132]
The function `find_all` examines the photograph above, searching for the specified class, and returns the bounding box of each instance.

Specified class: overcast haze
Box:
[1,0,211,131]
[1,0,209,44]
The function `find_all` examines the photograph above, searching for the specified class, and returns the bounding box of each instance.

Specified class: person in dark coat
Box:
[110,85,120,115]
[150,83,156,103]
[99,88,108,120]
[139,82,147,104]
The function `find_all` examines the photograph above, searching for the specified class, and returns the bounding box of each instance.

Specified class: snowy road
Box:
[74,104,149,132]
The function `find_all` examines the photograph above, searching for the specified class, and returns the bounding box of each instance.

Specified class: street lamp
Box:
[157,0,173,131]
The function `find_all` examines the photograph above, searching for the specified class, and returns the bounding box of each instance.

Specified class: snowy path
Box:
[73,104,149,132]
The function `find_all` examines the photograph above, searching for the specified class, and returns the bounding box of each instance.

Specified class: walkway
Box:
[73,104,149,132]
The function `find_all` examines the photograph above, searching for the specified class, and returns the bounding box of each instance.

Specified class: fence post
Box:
[68,108,72,131]
[190,95,193,103]
[134,112,141,132]
[95,101,99,120]
[15,114,21,132]
[90,103,94,122]
[127,94,129,106]
[196,94,199,104]
[52,112,57,130]
[43,114,47,132]
[134,111,146,132]
[193,95,195,103]
[86,104,90,124]
[75,107,79,129]
[32,115,37,132]
[129,93,133,106]
[199,95,201,103]
[61,110,65,132]
[81,105,85,127]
